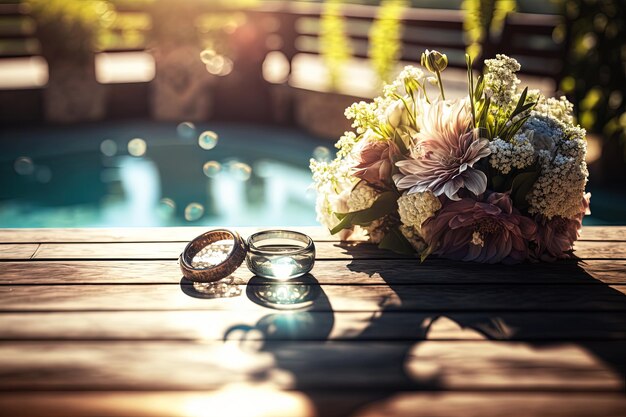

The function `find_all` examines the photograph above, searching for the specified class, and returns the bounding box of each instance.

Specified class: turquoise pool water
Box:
[0,121,331,228]
[0,121,624,227]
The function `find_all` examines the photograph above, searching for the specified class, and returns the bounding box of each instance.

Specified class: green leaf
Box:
[474,75,485,98]
[330,191,399,235]
[511,87,528,116]
[510,170,540,210]
[378,227,415,255]
[351,191,399,225]
[329,213,356,235]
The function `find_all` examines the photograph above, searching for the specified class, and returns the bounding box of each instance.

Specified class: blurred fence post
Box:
[27,0,108,123]
[149,0,215,121]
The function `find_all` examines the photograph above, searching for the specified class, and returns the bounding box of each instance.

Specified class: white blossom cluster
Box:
[488,132,536,174]
[484,54,521,108]
[397,191,441,231]
[384,65,425,97]
[347,182,379,211]
[310,157,355,230]
[344,100,380,134]
[521,94,588,220]
[534,95,575,125]
[335,131,359,158]
[528,151,588,219]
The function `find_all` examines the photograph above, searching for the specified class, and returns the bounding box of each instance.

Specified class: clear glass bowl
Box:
[245,230,315,280]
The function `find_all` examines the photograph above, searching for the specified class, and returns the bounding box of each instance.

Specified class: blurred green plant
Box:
[462,0,516,58]
[320,0,353,89]
[368,0,406,84]
[557,0,626,157]
[26,0,116,62]
[100,0,154,51]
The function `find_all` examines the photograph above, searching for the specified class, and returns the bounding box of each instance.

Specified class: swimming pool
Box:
[0,121,332,228]
[1,120,625,228]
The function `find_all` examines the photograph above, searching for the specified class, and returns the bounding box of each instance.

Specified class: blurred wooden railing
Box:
[0,0,565,125]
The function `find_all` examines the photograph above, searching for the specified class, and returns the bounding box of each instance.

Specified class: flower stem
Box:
[435,70,446,100]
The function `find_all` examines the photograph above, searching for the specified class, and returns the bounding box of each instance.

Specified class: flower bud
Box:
[421,49,448,73]
[386,99,405,129]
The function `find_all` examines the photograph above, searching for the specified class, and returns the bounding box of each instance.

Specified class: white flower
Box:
[528,151,589,219]
[397,191,441,231]
[534,95,575,125]
[488,133,536,174]
[386,99,405,129]
[310,157,355,233]
[484,54,521,108]
[347,182,379,212]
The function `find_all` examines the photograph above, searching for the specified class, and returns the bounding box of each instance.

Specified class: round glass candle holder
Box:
[246,230,315,280]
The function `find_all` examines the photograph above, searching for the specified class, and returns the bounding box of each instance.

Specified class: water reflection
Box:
[0,122,325,227]
[246,275,321,310]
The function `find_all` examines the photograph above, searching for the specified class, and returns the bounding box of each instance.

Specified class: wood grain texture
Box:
[0,243,38,259]
[0,392,624,417]
[0,226,622,243]
[1,225,624,416]
[0,311,624,341]
[0,260,625,285]
[0,341,623,391]
[0,227,350,244]
[1,284,625,312]
[0,240,624,260]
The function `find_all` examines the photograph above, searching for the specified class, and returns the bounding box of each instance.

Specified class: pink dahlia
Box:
[353,136,402,188]
[533,193,591,261]
[394,98,490,200]
[421,192,537,264]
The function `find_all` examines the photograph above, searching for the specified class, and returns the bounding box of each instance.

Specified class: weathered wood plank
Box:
[20,241,390,260]
[0,341,622,391]
[0,392,624,417]
[0,240,623,261]
[0,226,622,243]
[1,284,625,312]
[0,243,38,259]
[0,260,624,285]
[0,227,350,244]
[0,311,624,341]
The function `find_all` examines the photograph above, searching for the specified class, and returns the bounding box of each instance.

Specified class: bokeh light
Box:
[200,48,216,64]
[230,162,252,181]
[206,55,234,76]
[184,202,205,221]
[198,131,219,150]
[203,160,221,177]
[177,122,197,140]
[127,138,147,157]
[312,146,331,162]
[100,139,117,157]
[14,156,34,176]
[157,198,176,219]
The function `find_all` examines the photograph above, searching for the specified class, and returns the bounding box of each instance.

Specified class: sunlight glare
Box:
[181,383,314,417]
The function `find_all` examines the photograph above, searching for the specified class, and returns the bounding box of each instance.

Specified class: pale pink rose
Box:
[533,193,591,261]
[394,98,491,200]
[421,192,537,264]
[353,137,402,188]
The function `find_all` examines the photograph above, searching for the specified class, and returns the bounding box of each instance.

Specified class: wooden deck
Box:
[0,226,625,417]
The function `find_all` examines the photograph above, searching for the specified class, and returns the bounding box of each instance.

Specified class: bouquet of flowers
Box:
[310,50,590,264]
